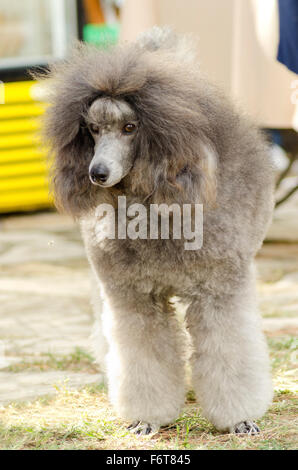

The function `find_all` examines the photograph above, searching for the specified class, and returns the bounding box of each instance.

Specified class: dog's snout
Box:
[90,164,110,185]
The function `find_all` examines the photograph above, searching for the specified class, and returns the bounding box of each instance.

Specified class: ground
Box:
[0,196,297,450]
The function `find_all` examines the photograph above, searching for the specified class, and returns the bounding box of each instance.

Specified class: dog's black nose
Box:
[90,164,110,184]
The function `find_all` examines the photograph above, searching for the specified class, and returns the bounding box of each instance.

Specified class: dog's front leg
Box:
[185,266,273,433]
[100,289,186,433]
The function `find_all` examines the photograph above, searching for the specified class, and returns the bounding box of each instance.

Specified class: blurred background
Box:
[0,0,297,450]
[0,0,298,212]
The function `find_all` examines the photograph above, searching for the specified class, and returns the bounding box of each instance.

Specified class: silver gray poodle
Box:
[39,28,275,435]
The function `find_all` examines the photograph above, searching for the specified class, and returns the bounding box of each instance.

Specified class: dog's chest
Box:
[81,213,199,293]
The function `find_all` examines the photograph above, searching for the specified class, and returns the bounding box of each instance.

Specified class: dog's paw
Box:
[127,421,159,435]
[232,420,260,435]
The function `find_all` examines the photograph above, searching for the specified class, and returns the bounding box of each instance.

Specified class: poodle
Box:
[39,27,275,435]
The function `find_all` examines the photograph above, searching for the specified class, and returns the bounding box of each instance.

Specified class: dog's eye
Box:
[122,123,136,134]
[90,124,100,134]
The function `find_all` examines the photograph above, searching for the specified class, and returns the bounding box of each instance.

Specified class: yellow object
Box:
[0,119,40,135]
[0,81,52,212]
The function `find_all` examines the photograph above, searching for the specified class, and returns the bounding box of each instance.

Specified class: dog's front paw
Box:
[127,421,159,435]
[232,420,260,435]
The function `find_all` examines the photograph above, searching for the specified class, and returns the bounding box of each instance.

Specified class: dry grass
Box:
[0,386,296,450]
[0,334,297,450]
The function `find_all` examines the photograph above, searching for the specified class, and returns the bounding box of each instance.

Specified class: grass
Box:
[0,386,296,450]
[0,335,297,450]
[4,348,97,374]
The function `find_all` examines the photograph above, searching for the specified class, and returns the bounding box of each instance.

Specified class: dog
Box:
[39,27,275,435]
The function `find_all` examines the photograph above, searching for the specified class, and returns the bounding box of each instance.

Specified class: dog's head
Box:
[39,29,220,215]
[85,97,138,188]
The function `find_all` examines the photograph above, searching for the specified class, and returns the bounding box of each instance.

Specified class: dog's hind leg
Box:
[101,288,187,432]
[185,264,273,433]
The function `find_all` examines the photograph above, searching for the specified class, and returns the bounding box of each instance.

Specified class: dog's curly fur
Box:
[39,28,275,434]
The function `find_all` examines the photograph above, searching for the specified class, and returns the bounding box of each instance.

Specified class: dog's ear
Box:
[123,56,218,208]
[158,141,217,207]
[50,124,96,216]
[129,139,217,208]
[191,141,217,207]
[36,73,100,216]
